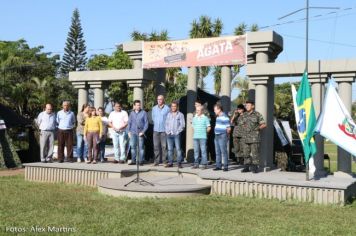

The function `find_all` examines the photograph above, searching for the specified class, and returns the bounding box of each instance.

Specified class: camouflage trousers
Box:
[233,137,244,164]
[241,141,260,165]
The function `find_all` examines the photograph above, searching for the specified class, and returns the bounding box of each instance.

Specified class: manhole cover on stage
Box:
[97,174,211,198]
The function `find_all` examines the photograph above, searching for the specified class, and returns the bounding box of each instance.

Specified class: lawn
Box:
[1,173,356,235]
[324,142,356,173]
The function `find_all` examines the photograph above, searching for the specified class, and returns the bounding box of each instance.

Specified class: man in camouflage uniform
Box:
[231,104,246,164]
[241,101,266,173]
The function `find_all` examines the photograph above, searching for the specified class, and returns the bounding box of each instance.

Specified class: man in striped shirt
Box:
[213,103,231,171]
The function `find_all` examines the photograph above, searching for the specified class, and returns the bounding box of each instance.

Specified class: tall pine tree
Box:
[61,8,87,76]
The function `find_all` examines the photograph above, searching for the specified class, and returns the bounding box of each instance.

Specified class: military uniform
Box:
[241,110,265,166]
[232,113,245,164]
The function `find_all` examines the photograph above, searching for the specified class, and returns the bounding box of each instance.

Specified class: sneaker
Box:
[77,158,82,163]
[41,160,46,163]
[47,159,53,163]
[128,162,136,165]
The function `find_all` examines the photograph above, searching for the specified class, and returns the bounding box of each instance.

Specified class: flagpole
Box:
[305,0,310,181]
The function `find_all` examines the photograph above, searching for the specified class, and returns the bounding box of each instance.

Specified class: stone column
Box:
[247,31,283,171]
[155,68,166,98]
[250,76,274,169]
[72,82,88,112]
[88,82,104,109]
[186,67,197,161]
[220,66,232,113]
[133,86,144,106]
[333,74,355,178]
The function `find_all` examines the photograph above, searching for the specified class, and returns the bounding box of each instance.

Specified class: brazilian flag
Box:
[296,71,317,163]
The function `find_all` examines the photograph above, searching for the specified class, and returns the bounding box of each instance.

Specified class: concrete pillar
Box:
[88,82,104,109]
[333,75,354,178]
[186,67,197,161]
[155,68,166,97]
[133,86,144,107]
[72,82,88,112]
[252,76,274,170]
[78,88,88,111]
[309,75,327,178]
[246,31,283,171]
[220,66,232,113]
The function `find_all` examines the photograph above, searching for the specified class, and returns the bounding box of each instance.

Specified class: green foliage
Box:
[352,102,356,120]
[232,76,250,106]
[60,8,87,76]
[274,83,295,126]
[0,39,72,118]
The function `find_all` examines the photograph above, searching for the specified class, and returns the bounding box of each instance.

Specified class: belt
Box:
[41,130,55,132]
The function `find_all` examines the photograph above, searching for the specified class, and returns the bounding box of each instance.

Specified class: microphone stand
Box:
[125,134,154,187]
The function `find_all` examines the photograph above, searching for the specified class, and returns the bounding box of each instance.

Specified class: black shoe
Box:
[165,163,173,168]
[139,162,144,166]
[128,162,136,165]
[241,167,250,173]
[113,160,119,164]
[119,160,125,164]
[178,163,183,168]
[47,159,53,163]
[213,167,222,171]
[223,168,228,172]
[192,165,198,169]
[58,160,64,163]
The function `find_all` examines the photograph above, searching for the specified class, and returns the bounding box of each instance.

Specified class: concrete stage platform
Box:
[23,162,356,204]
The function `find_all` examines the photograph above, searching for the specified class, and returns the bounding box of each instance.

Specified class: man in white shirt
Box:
[108,102,128,163]
[36,104,56,163]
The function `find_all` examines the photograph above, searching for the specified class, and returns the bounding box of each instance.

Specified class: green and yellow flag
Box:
[296,71,317,163]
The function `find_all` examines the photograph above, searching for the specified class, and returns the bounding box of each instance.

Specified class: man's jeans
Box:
[76,133,88,161]
[112,131,127,161]
[167,134,183,164]
[130,134,145,163]
[153,131,167,164]
[193,139,208,166]
[214,133,228,169]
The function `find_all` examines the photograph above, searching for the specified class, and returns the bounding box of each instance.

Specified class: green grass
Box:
[1,174,356,235]
[324,142,356,173]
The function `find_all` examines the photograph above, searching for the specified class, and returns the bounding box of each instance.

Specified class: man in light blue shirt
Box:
[152,95,170,166]
[56,101,76,163]
[36,104,56,163]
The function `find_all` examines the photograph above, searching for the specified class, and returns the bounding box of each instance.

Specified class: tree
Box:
[189,15,223,90]
[60,8,87,76]
[352,101,356,120]
[232,76,250,105]
[0,39,63,119]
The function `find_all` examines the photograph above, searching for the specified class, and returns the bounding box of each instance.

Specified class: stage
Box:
[22,160,356,205]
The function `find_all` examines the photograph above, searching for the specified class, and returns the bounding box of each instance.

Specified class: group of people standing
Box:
[36,96,266,173]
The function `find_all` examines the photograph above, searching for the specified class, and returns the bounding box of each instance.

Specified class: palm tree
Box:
[189,15,223,90]
[213,66,221,95]
[232,76,250,104]
[234,22,247,36]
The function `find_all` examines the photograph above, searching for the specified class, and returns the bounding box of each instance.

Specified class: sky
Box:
[1,0,356,100]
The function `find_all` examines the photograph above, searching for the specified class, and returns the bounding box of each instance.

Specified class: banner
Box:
[142,35,246,68]
[315,79,356,156]
[273,119,289,146]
